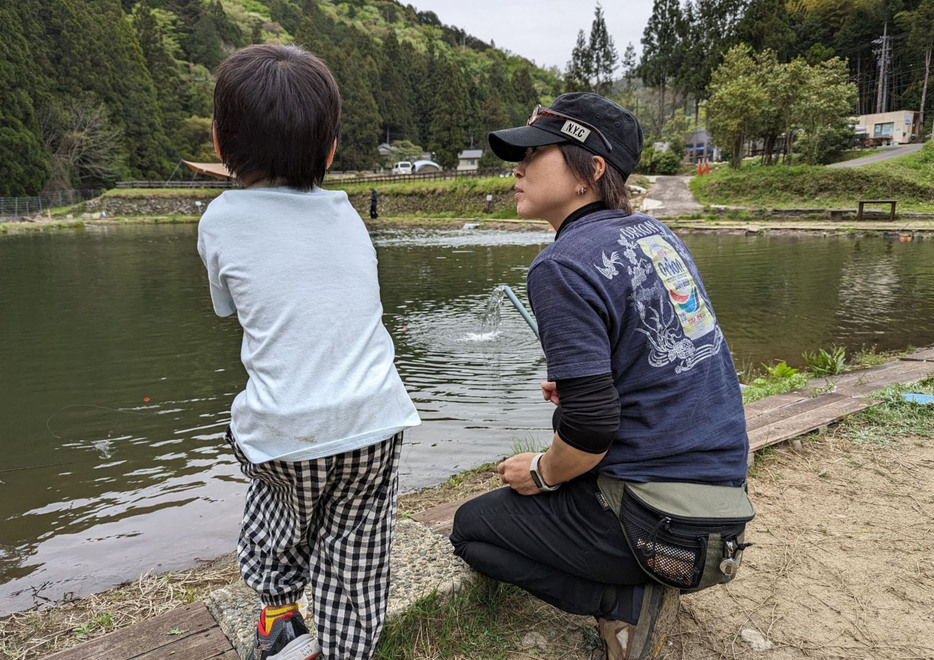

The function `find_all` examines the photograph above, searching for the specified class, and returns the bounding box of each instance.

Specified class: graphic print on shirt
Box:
[596,221,724,373]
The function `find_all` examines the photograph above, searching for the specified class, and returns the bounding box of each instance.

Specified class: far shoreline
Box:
[3,212,934,238]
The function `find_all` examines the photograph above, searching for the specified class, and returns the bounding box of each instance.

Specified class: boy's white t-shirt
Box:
[197,186,420,463]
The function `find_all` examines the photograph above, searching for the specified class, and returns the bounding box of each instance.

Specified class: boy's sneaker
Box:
[249,606,321,660]
[594,583,679,659]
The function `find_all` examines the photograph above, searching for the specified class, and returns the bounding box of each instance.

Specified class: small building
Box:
[854,111,920,146]
[457,149,483,172]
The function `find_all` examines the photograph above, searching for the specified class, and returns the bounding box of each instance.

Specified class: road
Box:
[827,143,922,168]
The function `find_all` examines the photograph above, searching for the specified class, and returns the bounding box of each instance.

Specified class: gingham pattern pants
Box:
[227,429,403,659]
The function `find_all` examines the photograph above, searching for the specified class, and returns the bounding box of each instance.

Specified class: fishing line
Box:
[45,403,149,440]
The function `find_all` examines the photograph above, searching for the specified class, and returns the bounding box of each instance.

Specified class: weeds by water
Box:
[742,361,809,404]
[802,345,847,376]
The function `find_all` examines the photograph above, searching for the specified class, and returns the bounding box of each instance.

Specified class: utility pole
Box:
[874,22,891,114]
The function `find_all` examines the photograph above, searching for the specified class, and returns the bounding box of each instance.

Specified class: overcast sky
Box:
[409,0,656,71]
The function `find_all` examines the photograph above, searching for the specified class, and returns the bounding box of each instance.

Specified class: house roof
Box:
[458,149,484,159]
[183,160,234,179]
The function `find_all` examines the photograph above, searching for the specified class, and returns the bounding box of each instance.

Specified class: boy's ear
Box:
[325,139,337,170]
[212,121,222,161]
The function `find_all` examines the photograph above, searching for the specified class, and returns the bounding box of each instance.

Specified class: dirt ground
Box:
[671,428,934,660]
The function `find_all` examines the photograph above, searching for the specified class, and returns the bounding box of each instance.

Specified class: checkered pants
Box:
[227,429,403,659]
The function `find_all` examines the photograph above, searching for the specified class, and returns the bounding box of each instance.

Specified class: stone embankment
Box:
[79,189,521,218]
[84,195,219,216]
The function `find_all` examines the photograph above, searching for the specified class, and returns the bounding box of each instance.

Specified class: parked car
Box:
[391,161,413,175]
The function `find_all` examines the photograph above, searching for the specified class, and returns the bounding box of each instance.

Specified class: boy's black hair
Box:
[213,44,341,189]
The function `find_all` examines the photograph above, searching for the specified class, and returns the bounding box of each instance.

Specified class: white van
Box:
[391,161,413,175]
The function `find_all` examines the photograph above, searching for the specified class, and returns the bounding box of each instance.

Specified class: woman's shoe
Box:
[595,583,679,659]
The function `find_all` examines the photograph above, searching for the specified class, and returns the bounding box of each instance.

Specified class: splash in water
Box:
[464,287,507,341]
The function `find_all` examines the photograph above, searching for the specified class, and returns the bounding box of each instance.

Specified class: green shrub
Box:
[802,345,847,376]
[742,361,808,404]
[637,146,681,175]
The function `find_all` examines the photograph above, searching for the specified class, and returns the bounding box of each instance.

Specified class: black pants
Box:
[450,473,649,623]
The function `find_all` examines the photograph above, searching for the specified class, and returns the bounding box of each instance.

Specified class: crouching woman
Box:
[450,93,753,660]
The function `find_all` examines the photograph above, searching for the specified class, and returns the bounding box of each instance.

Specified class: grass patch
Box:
[742,361,809,404]
[850,345,895,368]
[691,141,934,212]
[332,176,515,197]
[841,378,934,447]
[374,577,595,660]
[101,188,225,199]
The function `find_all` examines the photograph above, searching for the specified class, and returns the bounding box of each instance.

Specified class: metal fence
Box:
[0,190,103,219]
[114,168,507,189]
[328,168,506,184]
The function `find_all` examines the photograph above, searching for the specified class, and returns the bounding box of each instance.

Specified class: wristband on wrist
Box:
[529,452,561,492]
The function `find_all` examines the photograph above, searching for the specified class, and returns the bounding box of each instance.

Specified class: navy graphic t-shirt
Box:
[527,209,749,486]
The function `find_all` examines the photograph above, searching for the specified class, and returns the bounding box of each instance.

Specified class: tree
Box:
[429,58,467,169]
[640,0,685,128]
[793,57,857,164]
[564,4,618,95]
[40,99,124,190]
[903,0,934,135]
[707,45,857,167]
[0,4,49,194]
[565,29,593,92]
[133,1,186,156]
[589,4,618,95]
[326,39,381,172]
[734,0,797,59]
[622,42,638,91]
[706,44,767,167]
[377,32,416,143]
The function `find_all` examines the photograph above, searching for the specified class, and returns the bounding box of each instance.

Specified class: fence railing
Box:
[0,190,103,219]
[115,180,236,189]
[327,168,505,184]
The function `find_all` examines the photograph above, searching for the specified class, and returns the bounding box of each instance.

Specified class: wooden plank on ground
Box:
[831,361,934,396]
[44,602,234,660]
[901,347,934,362]
[743,394,809,421]
[748,396,872,452]
[746,393,847,433]
[804,361,906,393]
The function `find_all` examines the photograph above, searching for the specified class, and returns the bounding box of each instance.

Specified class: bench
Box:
[857,199,896,221]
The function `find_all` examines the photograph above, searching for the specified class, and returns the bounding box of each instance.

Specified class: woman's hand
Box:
[497,452,541,496]
[498,435,607,496]
[541,380,560,406]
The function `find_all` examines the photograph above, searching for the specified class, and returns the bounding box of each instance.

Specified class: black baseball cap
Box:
[488,92,643,180]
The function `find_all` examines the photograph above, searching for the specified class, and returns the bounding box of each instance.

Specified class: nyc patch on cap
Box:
[560,120,591,144]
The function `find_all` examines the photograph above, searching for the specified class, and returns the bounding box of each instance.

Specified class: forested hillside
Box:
[0,0,562,196]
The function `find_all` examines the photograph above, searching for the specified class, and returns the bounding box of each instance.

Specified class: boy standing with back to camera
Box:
[198,44,421,660]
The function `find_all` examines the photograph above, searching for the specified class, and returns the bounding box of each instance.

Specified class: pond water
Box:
[1,224,933,614]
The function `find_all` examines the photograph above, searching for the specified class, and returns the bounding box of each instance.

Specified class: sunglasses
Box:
[527,104,614,153]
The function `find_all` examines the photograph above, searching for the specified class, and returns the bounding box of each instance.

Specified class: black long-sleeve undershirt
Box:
[551,372,620,454]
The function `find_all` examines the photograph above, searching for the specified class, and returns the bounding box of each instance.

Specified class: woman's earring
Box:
[577,186,587,196]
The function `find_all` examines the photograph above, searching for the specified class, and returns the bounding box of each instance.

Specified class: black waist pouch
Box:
[598,476,755,593]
